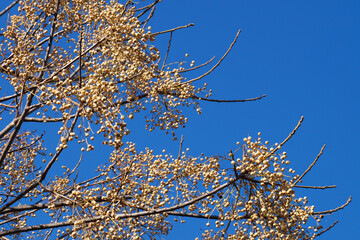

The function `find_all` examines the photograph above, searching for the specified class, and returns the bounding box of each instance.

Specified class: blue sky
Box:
[146,1,359,239]
[0,0,359,239]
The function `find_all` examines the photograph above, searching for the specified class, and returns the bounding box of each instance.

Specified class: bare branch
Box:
[313,196,352,215]
[140,4,156,26]
[24,115,76,122]
[177,135,184,160]
[196,94,266,103]
[161,32,173,71]
[185,29,241,84]
[0,0,19,18]
[151,23,194,36]
[293,145,326,186]
[179,56,215,73]
[136,0,161,13]
[0,93,19,103]
[313,221,338,238]
[293,185,336,190]
[166,211,219,220]
[267,116,304,157]
[42,0,61,69]
[0,99,40,140]
[0,209,37,226]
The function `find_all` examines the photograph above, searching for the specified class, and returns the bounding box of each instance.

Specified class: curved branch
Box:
[313,196,351,215]
[179,56,215,73]
[196,94,266,103]
[267,116,304,157]
[293,145,326,186]
[185,29,241,84]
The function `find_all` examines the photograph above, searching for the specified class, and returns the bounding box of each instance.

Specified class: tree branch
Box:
[267,116,304,157]
[313,196,351,215]
[293,145,326,186]
[0,0,19,18]
[179,56,215,73]
[0,175,245,236]
[185,29,241,84]
[151,23,194,36]
[313,221,338,238]
[0,107,82,213]
[293,185,336,190]
[196,94,266,103]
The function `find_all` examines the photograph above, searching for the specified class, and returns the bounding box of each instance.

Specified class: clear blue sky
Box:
[146,1,360,239]
[0,0,359,239]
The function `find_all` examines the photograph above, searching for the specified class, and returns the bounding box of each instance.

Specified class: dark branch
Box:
[0,0,19,18]
[196,94,266,103]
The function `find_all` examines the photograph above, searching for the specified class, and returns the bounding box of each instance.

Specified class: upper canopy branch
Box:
[185,29,241,84]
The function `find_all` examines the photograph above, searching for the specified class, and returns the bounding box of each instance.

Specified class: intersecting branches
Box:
[0,1,349,239]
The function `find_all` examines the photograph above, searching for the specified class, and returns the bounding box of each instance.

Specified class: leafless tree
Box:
[0,0,350,239]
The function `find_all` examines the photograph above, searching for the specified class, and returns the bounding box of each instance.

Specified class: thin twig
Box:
[42,0,60,69]
[7,132,44,154]
[0,209,37,226]
[267,116,304,157]
[0,195,110,215]
[177,135,184,160]
[0,103,16,108]
[151,23,194,36]
[161,31,173,71]
[185,29,241,84]
[43,35,107,83]
[135,0,161,12]
[293,145,326,186]
[293,185,336,190]
[140,5,156,26]
[68,154,83,176]
[196,94,266,103]
[220,190,240,239]
[79,32,83,88]
[179,56,215,73]
[313,196,351,215]
[313,221,338,238]
[166,211,219,220]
